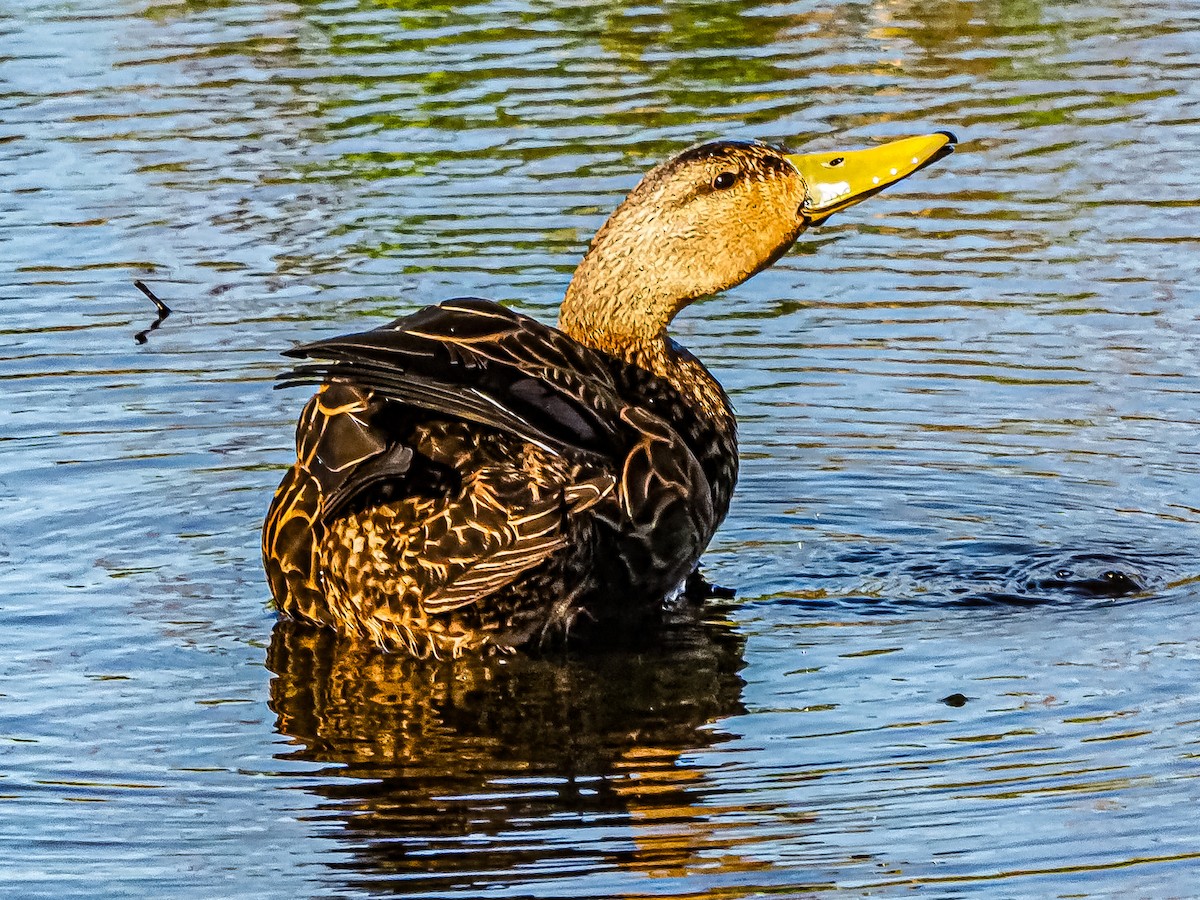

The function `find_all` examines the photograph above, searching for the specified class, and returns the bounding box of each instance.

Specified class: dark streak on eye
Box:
[826,157,845,168]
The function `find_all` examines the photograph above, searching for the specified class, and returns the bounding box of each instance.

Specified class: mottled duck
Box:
[264,132,956,655]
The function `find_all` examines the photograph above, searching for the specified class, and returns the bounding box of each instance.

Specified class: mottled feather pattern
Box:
[264,299,729,656]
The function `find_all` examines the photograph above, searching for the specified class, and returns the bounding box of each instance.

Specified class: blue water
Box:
[2,0,1199,896]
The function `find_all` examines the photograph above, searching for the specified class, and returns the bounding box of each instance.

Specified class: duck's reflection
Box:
[267,607,751,891]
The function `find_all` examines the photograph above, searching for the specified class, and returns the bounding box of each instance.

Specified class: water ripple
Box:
[2,0,1200,896]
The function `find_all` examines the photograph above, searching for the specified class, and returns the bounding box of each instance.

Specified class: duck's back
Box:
[263,299,731,655]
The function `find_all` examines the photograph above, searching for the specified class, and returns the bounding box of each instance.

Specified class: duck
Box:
[263,131,956,656]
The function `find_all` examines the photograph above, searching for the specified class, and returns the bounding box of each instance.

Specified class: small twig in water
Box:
[134,280,172,344]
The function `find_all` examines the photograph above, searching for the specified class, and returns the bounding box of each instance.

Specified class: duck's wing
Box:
[277,298,628,461]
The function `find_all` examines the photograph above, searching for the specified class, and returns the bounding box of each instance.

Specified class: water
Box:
[3,0,1199,896]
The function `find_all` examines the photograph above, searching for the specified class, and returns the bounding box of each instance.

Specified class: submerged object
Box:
[263,132,955,655]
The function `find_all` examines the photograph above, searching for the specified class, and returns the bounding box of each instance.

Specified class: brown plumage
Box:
[263,135,955,656]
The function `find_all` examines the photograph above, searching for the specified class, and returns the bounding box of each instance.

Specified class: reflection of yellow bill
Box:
[787,131,956,224]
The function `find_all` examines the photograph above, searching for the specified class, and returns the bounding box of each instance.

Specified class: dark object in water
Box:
[134,280,171,344]
[1027,568,1143,599]
[684,568,737,601]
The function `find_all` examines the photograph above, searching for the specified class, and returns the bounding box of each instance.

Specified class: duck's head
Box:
[560,132,955,351]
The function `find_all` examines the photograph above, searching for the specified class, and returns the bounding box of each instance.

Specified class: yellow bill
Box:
[787,131,956,225]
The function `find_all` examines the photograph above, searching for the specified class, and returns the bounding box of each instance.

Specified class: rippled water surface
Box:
[3,0,1200,896]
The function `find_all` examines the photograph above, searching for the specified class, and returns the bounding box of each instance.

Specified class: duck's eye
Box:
[823,157,845,168]
[712,171,738,190]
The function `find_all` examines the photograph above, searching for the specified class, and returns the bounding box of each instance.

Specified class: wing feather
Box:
[279,298,627,459]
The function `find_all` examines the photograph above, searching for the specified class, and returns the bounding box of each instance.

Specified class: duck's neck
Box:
[558,251,680,386]
[557,202,737,422]
[557,223,682,355]
[558,266,730,424]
